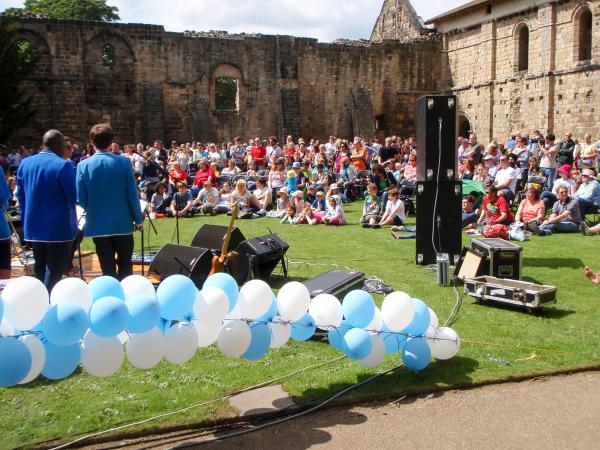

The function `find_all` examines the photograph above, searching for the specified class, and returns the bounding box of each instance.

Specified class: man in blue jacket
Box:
[77,124,143,280]
[16,130,78,291]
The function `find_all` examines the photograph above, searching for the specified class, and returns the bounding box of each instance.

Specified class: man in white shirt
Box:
[493,155,518,201]
[266,136,282,166]
[193,180,220,215]
[325,136,337,161]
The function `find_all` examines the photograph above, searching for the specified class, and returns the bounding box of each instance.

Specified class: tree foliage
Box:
[4,0,120,22]
[0,19,38,144]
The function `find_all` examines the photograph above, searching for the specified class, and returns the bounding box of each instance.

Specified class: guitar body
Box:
[208,203,238,276]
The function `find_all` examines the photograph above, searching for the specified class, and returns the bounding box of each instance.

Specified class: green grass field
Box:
[2,202,599,448]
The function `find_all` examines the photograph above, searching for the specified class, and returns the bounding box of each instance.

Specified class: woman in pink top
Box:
[515,186,546,235]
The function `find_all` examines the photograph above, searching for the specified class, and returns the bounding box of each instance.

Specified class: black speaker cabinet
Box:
[235,234,289,279]
[190,224,246,252]
[149,244,213,288]
[416,95,457,182]
[416,181,462,266]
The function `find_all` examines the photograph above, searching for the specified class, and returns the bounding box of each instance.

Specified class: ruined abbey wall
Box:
[9,17,445,147]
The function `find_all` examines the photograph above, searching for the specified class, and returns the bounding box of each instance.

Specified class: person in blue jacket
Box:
[76,124,143,280]
[0,169,13,280]
[16,130,78,291]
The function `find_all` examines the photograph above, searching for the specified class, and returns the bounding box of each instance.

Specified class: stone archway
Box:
[458,114,472,139]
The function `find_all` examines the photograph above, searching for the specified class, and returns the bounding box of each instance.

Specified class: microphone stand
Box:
[140,209,158,276]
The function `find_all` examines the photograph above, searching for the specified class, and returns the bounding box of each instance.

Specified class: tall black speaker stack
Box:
[415,95,462,266]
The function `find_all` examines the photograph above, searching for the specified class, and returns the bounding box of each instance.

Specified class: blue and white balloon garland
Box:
[0,274,460,388]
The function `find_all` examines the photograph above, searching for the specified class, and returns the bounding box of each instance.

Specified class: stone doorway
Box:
[458,114,471,139]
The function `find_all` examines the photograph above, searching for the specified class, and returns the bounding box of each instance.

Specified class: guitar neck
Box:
[221,203,238,257]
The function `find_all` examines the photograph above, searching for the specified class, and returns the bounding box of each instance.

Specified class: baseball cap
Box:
[292,161,301,169]
[330,183,339,189]
[308,184,316,189]
[482,155,494,161]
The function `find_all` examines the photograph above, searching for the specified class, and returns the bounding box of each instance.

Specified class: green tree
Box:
[3,0,120,22]
[0,19,38,144]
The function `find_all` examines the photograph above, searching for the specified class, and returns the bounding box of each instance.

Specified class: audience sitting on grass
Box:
[478,186,513,226]
[515,186,546,235]
[462,194,480,229]
[361,183,382,228]
[539,185,581,235]
[267,187,289,218]
[574,168,600,218]
[168,182,194,217]
[323,195,346,225]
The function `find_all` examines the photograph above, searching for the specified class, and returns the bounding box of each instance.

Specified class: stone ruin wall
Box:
[8,17,446,147]
[444,0,600,141]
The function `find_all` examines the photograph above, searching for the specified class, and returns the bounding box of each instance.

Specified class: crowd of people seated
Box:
[459,130,600,237]
[6,127,600,238]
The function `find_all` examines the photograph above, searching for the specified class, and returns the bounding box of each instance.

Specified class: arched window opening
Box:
[102,43,115,67]
[517,25,529,72]
[215,77,239,111]
[577,8,593,62]
[17,39,34,65]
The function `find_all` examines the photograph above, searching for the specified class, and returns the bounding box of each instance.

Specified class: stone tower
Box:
[370,0,424,42]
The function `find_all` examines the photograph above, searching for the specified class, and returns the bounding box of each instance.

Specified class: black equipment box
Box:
[464,276,557,313]
[470,238,522,280]
[235,234,289,280]
[302,270,365,299]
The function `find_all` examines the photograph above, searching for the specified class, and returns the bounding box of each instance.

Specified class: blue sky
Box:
[1,0,470,41]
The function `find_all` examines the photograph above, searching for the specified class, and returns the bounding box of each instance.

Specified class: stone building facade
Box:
[424,0,600,141]
[7,15,444,146]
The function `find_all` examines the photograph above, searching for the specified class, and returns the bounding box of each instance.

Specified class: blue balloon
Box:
[256,296,277,322]
[327,320,351,351]
[41,341,81,380]
[402,337,431,372]
[156,275,198,320]
[90,296,128,338]
[42,304,89,347]
[342,290,375,328]
[290,313,316,341]
[89,276,124,301]
[126,295,160,333]
[342,328,372,360]
[203,273,239,313]
[0,337,32,387]
[242,322,271,360]
[402,299,431,337]
[381,324,408,355]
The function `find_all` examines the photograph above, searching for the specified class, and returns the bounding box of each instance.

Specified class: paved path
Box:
[87,371,600,450]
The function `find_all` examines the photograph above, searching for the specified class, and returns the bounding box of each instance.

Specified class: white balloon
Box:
[2,277,49,331]
[424,325,440,355]
[164,322,198,364]
[81,331,124,377]
[238,280,273,320]
[193,319,222,347]
[276,282,310,322]
[308,294,343,330]
[365,307,383,332]
[431,327,461,360]
[126,328,165,369]
[359,334,385,368]
[195,287,229,323]
[217,321,251,357]
[269,318,291,349]
[120,275,156,301]
[50,277,93,312]
[19,335,45,384]
[381,291,414,332]
[0,318,15,337]
[428,308,439,328]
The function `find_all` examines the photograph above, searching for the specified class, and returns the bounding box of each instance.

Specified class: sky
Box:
[0,0,470,42]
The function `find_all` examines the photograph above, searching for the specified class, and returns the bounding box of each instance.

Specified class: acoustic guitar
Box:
[209,202,238,275]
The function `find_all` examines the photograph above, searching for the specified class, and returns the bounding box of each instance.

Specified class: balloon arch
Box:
[0,274,460,387]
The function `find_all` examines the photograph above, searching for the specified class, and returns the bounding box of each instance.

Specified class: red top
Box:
[250,146,266,166]
[169,169,188,185]
[482,195,513,224]
[193,167,217,187]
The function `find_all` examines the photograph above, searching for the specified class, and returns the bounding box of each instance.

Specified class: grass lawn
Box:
[2,202,599,448]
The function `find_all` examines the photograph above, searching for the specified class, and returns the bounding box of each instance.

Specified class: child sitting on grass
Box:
[168,182,194,217]
[267,187,289,218]
[285,170,298,193]
[361,183,382,228]
[296,203,320,225]
[324,195,346,225]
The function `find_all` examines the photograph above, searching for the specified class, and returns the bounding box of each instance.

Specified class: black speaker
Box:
[235,234,289,279]
[190,224,246,252]
[149,244,213,288]
[416,181,462,266]
[416,95,457,182]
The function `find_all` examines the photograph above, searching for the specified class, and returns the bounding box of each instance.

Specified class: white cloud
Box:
[3,0,471,41]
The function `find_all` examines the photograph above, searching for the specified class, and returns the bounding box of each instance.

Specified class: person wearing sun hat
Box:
[541,164,576,209]
[574,168,600,218]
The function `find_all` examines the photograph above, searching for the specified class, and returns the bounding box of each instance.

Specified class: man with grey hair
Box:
[16,129,78,291]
